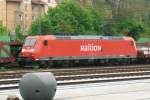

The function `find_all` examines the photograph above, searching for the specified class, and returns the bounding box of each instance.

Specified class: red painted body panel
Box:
[20,35,137,61]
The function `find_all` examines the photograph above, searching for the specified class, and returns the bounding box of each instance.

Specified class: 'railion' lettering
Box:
[81,44,102,51]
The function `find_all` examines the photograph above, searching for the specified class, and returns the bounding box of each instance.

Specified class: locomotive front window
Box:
[25,38,36,46]
[30,38,36,46]
[25,38,30,45]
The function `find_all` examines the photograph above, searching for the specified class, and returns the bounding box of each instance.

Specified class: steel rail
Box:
[1,64,150,79]
[1,71,150,90]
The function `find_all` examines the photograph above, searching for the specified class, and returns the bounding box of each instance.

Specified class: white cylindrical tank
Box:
[19,72,57,100]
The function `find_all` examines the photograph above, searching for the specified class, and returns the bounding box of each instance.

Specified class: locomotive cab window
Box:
[25,38,36,46]
[43,40,48,46]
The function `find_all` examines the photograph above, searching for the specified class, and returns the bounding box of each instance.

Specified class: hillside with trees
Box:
[93,0,150,40]
[29,0,150,40]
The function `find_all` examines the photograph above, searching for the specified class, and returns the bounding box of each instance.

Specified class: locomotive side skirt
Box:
[39,55,136,61]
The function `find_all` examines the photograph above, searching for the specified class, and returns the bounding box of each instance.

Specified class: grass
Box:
[0,67,7,72]
[33,66,40,71]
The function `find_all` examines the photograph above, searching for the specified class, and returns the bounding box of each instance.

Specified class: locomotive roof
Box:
[54,35,132,40]
[27,35,133,40]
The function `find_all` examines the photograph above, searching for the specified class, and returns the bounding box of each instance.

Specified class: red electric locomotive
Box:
[19,35,137,67]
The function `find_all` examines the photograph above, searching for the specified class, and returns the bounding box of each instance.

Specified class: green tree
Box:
[127,25,144,41]
[0,23,7,36]
[118,19,144,40]
[29,0,103,35]
[15,24,23,42]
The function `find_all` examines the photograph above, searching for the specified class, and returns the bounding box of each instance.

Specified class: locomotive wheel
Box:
[47,61,53,68]
[38,61,53,68]
[38,61,47,68]
[64,60,74,67]
[18,61,26,67]
[69,60,74,67]
[54,60,74,67]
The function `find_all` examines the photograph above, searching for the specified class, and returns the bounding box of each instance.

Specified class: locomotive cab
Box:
[19,35,54,63]
[20,37,37,60]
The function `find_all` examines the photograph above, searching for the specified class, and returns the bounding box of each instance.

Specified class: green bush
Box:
[0,67,7,72]
[0,23,8,36]
[15,24,24,42]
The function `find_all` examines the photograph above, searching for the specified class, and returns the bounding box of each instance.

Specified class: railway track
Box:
[1,64,150,90]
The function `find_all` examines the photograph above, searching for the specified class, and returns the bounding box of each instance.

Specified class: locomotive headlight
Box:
[30,49,34,52]
[22,49,25,52]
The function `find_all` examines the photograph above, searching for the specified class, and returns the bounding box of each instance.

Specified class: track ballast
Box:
[1,64,150,90]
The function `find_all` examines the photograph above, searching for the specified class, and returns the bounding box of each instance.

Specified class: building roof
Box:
[31,0,46,5]
[6,0,22,2]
